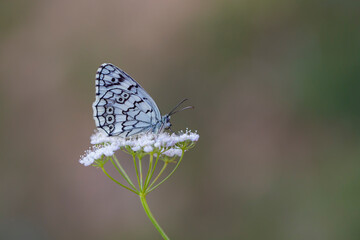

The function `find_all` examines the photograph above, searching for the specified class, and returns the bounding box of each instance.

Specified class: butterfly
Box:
[92,63,192,137]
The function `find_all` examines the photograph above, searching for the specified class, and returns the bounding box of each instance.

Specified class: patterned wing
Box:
[95,63,161,119]
[93,63,162,137]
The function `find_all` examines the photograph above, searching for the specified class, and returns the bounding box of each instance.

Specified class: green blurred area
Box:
[1,0,360,239]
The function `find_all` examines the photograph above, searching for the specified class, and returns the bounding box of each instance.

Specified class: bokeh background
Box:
[1,0,360,239]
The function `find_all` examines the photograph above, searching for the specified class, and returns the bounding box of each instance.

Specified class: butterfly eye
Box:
[106,115,115,124]
[111,78,116,82]
[106,106,114,114]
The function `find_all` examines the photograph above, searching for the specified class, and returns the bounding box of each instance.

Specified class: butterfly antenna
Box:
[169,106,194,116]
[168,98,189,116]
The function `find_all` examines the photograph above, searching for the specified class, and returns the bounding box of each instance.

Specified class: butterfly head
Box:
[161,114,172,130]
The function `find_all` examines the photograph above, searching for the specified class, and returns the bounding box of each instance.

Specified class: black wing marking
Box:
[93,88,157,137]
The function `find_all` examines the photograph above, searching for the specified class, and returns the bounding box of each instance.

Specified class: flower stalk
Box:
[140,193,169,240]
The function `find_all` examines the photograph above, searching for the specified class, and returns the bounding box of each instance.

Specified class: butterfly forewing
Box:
[93,63,162,137]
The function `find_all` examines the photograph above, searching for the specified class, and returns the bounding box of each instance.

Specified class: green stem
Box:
[101,166,138,194]
[132,154,141,190]
[147,161,169,192]
[144,154,154,190]
[148,154,160,187]
[139,156,143,191]
[147,150,184,194]
[139,194,170,240]
[110,156,137,191]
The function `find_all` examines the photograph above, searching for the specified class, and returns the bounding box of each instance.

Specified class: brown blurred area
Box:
[1,0,360,239]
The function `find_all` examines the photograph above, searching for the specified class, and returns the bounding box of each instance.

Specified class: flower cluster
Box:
[79,129,199,166]
[79,128,199,239]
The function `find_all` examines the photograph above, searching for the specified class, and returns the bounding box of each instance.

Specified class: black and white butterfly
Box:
[92,63,191,137]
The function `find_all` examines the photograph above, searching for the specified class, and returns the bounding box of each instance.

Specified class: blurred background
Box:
[1,0,360,239]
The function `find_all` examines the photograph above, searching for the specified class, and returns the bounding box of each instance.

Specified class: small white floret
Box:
[144,146,153,153]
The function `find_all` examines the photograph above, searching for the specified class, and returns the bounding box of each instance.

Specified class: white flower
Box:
[163,148,183,157]
[131,146,141,151]
[79,142,119,166]
[144,146,153,153]
[79,130,199,166]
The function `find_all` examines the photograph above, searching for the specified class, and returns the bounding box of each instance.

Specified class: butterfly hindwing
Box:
[93,64,162,137]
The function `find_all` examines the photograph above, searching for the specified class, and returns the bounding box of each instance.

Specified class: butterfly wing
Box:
[93,63,162,137]
[95,63,161,117]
